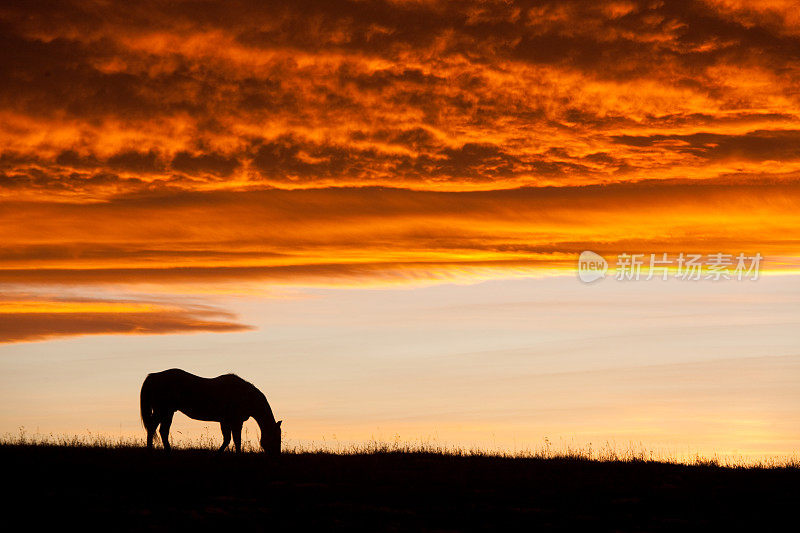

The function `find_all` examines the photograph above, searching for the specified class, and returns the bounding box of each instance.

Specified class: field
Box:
[3,439,798,531]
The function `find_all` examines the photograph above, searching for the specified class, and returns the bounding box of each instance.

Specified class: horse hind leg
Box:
[145,420,158,450]
[217,422,232,454]
[158,411,174,452]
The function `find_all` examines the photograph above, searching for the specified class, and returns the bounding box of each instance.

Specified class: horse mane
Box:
[224,372,260,393]
[224,373,274,421]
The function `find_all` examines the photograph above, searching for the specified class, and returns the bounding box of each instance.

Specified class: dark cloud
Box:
[612,130,800,162]
[0,168,146,196]
[55,150,102,169]
[171,151,240,176]
[107,149,164,173]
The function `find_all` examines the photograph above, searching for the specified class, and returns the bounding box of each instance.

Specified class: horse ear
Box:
[276,420,282,427]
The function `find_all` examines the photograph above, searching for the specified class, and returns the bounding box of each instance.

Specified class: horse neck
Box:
[252,397,276,430]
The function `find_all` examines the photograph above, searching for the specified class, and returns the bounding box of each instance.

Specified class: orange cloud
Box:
[1,0,800,199]
[0,181,797,287]
[0,1,798,293]
[0,297,251,344]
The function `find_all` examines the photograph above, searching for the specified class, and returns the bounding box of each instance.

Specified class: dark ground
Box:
[3,445,798,531]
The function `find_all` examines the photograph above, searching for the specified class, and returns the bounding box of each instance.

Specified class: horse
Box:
[140,368,282,454]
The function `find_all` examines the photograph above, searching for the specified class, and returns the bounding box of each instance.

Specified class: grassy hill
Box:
[4,443,798,531]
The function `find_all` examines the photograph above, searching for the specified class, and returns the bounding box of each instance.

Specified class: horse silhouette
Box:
[140,368,281,454]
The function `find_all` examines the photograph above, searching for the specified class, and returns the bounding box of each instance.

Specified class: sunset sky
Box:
[1,1,798,460]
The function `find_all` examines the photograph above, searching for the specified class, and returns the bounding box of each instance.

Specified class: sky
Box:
[1,0,799,460]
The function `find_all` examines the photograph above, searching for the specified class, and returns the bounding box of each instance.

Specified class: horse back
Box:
[142,369,257,422]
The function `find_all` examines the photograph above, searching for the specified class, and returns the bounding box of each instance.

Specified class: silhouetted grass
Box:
[3,432,798,531]
[5,428,797,468]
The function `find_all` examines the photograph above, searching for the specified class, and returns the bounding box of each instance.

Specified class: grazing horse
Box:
[140,368,282,454]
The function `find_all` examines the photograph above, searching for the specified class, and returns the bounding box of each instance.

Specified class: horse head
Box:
[260,420,282,455]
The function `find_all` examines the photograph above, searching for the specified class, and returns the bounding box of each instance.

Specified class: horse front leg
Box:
[217,422,232,454]
[232,421,244,453]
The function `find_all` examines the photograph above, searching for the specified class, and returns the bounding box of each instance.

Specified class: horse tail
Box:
[140,374,156,429]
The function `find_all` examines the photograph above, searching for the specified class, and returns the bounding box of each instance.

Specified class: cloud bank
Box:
[2,1,799,341]
[1,0,799,198]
